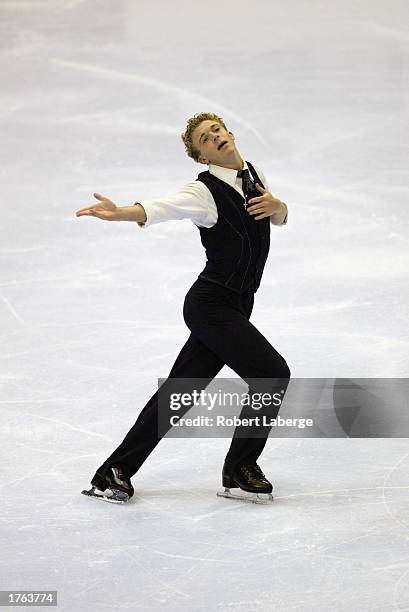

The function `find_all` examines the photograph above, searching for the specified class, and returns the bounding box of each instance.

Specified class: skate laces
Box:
[252,464,264,477]
[252,464,270,483]
[241,464,269,482]
[240,464,256,478]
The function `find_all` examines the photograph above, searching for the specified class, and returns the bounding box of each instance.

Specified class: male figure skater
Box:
[76,112,290,504]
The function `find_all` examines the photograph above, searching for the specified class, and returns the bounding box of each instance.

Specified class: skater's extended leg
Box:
[100,332,225,476]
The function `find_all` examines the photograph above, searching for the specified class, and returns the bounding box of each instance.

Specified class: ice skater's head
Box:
[181,112,243,169]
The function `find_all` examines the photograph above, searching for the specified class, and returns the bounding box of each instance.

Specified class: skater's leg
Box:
[183,290,290,468]
[101,332,224,476]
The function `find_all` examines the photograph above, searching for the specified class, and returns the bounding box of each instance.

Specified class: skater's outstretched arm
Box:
[74,183,212,229]
[75,193,147,224]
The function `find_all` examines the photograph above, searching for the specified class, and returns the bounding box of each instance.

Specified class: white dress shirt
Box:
[137,161,288,229]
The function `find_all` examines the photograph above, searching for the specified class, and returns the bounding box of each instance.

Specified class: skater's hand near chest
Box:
[247,183,288,224]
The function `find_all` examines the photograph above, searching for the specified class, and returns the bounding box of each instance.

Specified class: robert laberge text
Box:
[170,415,313,429]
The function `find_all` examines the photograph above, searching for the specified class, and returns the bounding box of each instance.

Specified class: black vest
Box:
[195,161,270,294]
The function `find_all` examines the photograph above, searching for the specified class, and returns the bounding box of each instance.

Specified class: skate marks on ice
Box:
[381,450,409,533]
[50,59,271,150]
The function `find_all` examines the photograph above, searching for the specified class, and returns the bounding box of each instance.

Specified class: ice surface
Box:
[1,0,409,610]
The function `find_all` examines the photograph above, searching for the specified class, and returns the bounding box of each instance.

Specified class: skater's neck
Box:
[209,154,244,172]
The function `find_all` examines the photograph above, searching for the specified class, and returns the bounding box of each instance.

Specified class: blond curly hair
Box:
[181,112,228,162]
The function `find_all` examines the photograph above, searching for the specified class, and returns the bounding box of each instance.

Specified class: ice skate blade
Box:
[81,486,129,504]
[216,487,273,505]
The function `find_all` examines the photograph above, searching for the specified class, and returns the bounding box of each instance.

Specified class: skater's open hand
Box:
[247,184,286,221]
[75,193,121,221]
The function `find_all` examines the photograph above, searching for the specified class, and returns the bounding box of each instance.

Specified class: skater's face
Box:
[192,120,241,167]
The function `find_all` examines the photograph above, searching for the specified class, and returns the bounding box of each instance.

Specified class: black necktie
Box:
[237,168,258,209]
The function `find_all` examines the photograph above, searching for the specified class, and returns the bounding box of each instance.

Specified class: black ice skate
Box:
[217,462,273,505]
[81,465,134,504]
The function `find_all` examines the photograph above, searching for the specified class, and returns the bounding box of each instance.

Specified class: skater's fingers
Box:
[76,210,96,217]
[247,196,263,205]
[94,192,108,201]
[75,206,97,216]
[76,204,94,213]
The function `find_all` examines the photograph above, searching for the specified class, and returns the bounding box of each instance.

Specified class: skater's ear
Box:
[197,155,209,165]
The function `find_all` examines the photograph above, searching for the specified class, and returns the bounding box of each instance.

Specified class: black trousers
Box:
[101,277,291,477]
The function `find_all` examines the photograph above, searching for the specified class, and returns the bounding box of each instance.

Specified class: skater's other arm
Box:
[75,184,212,228]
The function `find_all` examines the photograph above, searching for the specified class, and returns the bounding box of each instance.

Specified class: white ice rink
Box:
[1,0,409,610]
